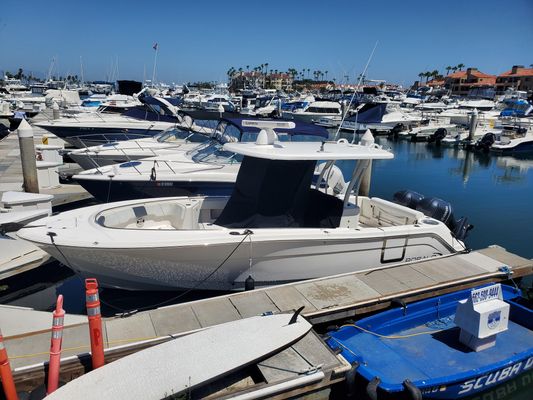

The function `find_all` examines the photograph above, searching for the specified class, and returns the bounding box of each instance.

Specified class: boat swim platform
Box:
[4,246,532,392]
[0,130,92,207]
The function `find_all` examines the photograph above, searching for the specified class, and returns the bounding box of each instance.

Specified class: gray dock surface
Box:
[5,246,532,389]
[0,130,92,206]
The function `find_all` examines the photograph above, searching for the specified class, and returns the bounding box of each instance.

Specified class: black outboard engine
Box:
[474,132,496,152]
[389,123,405,138]
[393,190,425,210]
[416,197,473,242]
[428,128,447,144]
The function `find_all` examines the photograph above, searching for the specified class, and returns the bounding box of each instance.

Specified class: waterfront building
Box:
[495,65,533,94]
[444,68,496,96]
[229,71,293,91]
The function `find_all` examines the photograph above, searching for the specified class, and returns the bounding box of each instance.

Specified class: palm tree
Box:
[307,68,310,79]
[324,70,328,81]
[246,65,250,71]
[418,72,425,83]
[445,66,452,75]
[457,63,465,71]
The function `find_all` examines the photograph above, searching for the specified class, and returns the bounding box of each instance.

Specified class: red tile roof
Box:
[499,67,533,77]
[447,71,467,79]
[447,70,495,79]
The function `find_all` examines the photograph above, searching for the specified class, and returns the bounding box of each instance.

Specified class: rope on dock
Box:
[8,335,163,360]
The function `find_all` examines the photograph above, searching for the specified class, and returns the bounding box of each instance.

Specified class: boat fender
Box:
[345,361,360,398]
[244,275,255,291]
[289,306,305,325]
[366,376,381,400]
[403,379,422,400]
[150,165,156,181]
[391,298,408,316]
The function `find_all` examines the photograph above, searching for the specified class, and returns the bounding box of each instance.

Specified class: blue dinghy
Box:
[326,284,533,399]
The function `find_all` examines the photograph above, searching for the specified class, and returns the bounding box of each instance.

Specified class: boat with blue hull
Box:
[326,284,533,399]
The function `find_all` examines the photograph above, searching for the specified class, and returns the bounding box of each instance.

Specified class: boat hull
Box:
[326,285,533,399]
[491,140,533,154]
[36,232,455,291]
[75,178,235,202]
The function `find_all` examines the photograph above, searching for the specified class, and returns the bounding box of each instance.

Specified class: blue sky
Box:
[1,0,532,86]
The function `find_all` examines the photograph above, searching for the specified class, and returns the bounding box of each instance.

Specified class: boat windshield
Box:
[191,141,242,164]
[255,97,274,108]
[155,128,207,144]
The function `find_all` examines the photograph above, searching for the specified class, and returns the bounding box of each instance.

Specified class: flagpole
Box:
[151,44,158,87]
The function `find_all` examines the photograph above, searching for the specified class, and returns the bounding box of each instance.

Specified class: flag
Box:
[153,43,158,51]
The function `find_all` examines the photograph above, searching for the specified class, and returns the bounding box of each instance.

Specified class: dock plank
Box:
[258,346,312,383]
[191,298,242,327]
[291,331,340,372]
[149,305,202,336]
[264,285,318,313]
[478,247,531,268]
[356,269,410,295]
[105,313,156,345]
[295,276,380,309]
[456,252,506,273]
[229,291,280,318]
[384,264,438,288]
[412,257,486,282]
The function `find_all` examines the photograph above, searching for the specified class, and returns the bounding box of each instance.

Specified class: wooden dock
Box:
[4,245,532,396]
[0,129,92,206]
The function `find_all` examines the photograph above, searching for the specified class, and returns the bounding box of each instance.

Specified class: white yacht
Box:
[68,120,211,170]
[341,103,424,133]
[282,100,342,123]
[18,122,471,291]
[34,96,183,147]
[71,118,329,201]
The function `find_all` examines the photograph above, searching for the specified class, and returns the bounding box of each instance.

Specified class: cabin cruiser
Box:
[242,95,284,117]
[67,117,211,169]
[340,103,424,133]
[72,118,329,202]
[282,100,342,123]
[18,122,471,291]
[34,96,183,147]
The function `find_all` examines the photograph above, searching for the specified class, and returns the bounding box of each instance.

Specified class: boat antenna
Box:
[333,40,379,141]
[80,56,85,87]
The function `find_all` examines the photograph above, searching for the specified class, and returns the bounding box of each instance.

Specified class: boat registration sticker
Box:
[471,284,501,305]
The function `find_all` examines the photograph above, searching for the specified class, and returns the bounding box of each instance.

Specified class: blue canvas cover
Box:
[222,117,329,139]
[346,103,387,124]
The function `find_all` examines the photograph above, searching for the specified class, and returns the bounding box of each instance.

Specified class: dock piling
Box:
[51,102,60,120]
[16,119,39,193]
[468,108,479,141]
[359,130,375,196]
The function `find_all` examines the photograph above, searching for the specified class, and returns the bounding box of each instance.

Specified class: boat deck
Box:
[329,318,533,386]
[4,246,532,392]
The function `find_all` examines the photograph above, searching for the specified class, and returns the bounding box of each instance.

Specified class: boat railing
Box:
[71,132,151,148]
